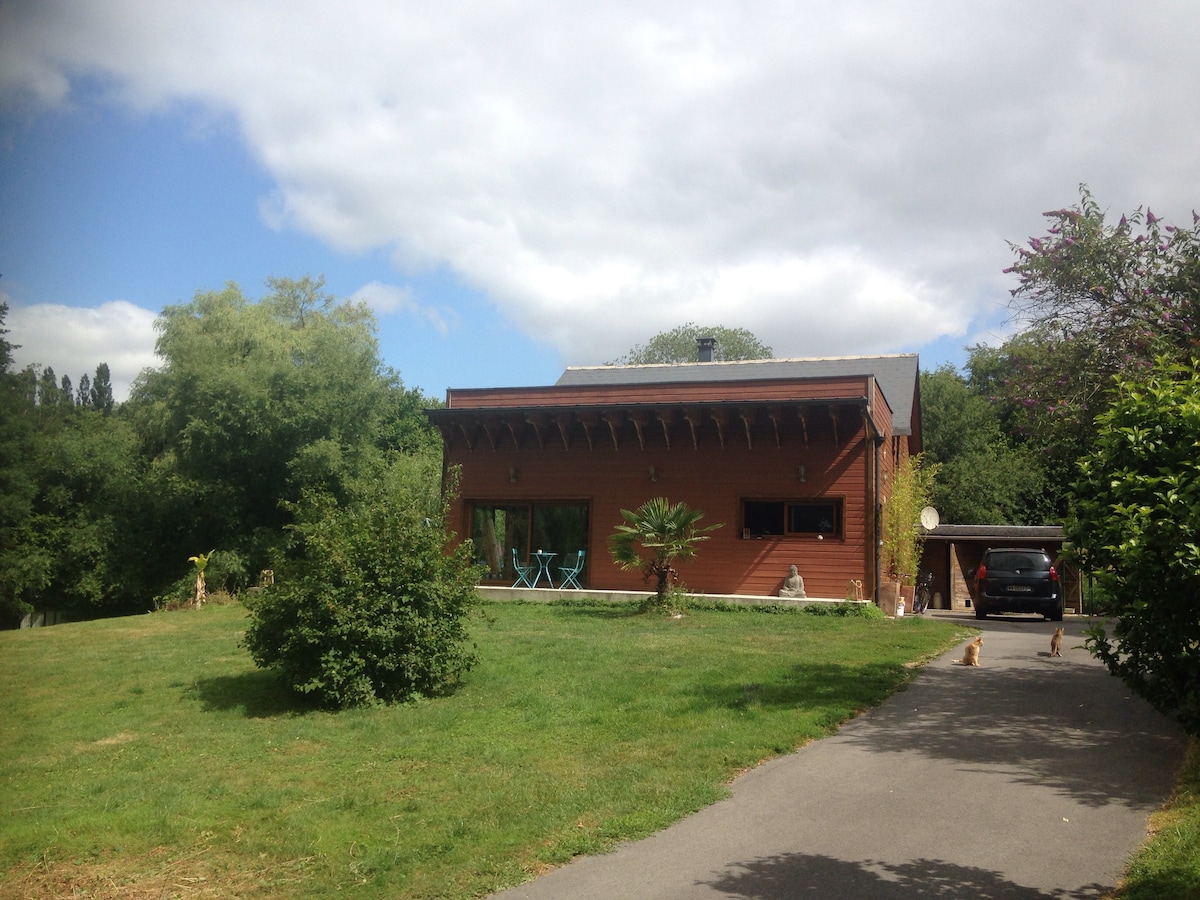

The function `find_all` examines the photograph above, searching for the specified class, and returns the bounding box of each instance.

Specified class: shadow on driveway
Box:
[700,851,1110,899]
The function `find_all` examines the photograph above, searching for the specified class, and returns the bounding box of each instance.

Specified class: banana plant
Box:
[188,550,215,608]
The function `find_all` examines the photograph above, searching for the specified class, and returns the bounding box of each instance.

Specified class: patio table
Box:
[530,550,556,587]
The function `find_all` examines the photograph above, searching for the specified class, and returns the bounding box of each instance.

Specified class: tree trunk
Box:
[192,571,207,608]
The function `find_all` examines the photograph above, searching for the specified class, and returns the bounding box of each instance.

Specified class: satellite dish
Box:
[920,506,940,530]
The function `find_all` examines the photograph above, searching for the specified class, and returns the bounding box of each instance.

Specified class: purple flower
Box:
[1147,209,1160,224]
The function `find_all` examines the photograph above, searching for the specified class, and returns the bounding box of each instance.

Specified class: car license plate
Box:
[1007,585,1033,592]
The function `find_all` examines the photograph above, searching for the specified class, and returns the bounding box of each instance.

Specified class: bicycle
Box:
[912,571,933,614]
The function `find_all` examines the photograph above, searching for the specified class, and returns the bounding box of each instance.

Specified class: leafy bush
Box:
[664,597,886,618]
[242,497,483,708]
[1069,359,1200,736]
[801,601,887,619]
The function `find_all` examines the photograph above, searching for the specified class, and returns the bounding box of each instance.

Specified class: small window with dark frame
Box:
[742,499,842,538]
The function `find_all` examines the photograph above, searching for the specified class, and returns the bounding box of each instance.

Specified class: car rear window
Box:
[985,552,1051,572]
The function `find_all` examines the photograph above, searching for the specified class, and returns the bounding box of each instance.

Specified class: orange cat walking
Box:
[1050,627,1064,657]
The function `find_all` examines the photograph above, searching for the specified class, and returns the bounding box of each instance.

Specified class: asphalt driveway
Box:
[491,613,1188,899]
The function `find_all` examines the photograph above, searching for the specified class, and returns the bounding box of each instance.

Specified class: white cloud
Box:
[348,281,457,336]
[5,299,158,402]
[3,1,1199,367]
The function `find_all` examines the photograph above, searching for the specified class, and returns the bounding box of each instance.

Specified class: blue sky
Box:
[1,79,559,399]
[2,2,1198,401]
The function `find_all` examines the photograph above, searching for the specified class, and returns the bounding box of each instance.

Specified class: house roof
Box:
[556,354,920,436]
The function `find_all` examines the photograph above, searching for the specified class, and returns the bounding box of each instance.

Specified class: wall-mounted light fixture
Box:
[509,467,518,483]
[798,463,807,483]
[648,465,658,483]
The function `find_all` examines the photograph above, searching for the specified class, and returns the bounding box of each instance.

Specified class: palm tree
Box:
[607,497,722,611]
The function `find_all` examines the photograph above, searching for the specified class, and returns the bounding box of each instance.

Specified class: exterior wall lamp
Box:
[798,463,807,482]
[648,465,658,483]
[509,467,518,483]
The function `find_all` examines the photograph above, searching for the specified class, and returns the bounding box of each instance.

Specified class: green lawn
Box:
[2,601,967,898]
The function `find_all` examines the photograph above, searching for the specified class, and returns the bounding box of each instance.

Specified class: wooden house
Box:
[426,352,921,601]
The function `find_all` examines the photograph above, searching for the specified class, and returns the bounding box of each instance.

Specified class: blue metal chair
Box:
[558,550,586,589]
[511,548,536,588]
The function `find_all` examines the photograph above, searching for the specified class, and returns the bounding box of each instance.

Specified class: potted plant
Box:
[880,454,938,615]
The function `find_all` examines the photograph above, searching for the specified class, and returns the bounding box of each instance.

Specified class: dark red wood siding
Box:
[442,392,891,599]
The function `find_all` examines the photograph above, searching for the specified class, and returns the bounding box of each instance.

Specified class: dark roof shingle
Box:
[556,354,920,435]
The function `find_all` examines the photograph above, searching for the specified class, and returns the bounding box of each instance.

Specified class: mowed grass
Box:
[1,600,966,898]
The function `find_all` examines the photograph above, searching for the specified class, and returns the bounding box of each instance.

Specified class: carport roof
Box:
[924,525,1064,541]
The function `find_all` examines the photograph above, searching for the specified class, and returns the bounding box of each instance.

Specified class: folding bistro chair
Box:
[558,550,586,589]
[511,548,536,588]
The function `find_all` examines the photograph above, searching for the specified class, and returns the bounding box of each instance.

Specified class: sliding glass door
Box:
[470,501,589,584]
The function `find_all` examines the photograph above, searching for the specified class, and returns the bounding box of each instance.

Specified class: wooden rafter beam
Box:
[656,408,674,451]
[456,421,475,451]
[524,413,547,451]
[710,408,729,450]
[683,408,703,450]
[739,407,755,450]
[629,412,649,451]
[577,412,598,451]
[554,413,573,450]
[479,419,498,451]
[767,406,783,449]
[601,411,623,450]
[506,417,523,450]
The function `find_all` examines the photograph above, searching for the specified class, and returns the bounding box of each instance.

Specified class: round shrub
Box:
[242,499,483,708]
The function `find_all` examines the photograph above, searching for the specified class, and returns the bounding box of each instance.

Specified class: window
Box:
[742,499,841,538]
[470,502,589,582]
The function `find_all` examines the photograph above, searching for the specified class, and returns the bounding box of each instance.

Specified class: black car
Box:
[973,548,1062,621]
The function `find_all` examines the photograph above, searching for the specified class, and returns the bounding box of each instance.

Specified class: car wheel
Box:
[974,605,987,620]
[1049,606,1064,622]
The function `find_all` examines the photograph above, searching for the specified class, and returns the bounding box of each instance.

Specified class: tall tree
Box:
[0,303,35,625]
[0,301,14,373]
[89,363,114,414]
[125,276,433,589]
[0,388,143,623]
[1005,185,1200,371]
[921,364,1047,524]
[36,366,61,408]
[1002,190,1198,462]
[610,323,773,365]
[976,187,1200,518]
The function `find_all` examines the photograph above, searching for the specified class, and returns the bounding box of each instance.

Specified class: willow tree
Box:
[125,275,436,593]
